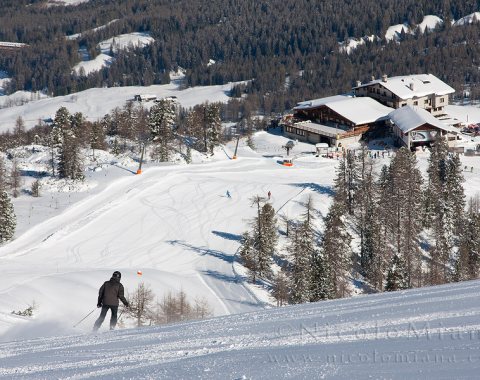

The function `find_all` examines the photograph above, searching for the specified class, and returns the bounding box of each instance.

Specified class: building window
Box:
[295,129,305,136]
[440,97,445,103]
[413,101,418,105]
[401,103,406,107]
[424,99,429,104]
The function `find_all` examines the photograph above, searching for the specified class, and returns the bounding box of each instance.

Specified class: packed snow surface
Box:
[1,130,480,378]
[0,123,480,379]
[1,279,480,379]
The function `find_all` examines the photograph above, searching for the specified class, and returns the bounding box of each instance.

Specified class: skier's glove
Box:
[97,303,102,308]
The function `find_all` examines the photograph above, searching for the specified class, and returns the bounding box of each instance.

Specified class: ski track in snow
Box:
[0,137,338,342]
[2,131,480,378]
[2,280,480,378]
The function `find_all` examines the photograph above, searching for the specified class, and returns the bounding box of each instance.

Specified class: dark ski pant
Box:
[93,305,118,331]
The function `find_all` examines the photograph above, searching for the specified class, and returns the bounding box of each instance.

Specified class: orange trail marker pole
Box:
[136,144,145,174]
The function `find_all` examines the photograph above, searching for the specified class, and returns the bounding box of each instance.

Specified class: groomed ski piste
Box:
[1,77,480,378]
[1,279,480,378]
[1,129,480,379]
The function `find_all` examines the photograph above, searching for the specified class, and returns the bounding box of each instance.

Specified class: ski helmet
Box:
[112,271,121,279]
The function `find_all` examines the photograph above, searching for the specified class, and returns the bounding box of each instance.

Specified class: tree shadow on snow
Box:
[201,269,238,283]
[211,230,242,242]
[289,182,335,197]
[166,240,234,264]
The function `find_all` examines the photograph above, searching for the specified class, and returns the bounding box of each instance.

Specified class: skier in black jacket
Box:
[93,271,129,331]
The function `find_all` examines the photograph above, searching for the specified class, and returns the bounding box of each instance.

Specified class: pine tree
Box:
[0,156,6,190]
[345,150,358,215]
[205,103,222,155]
[355,149,383,287]
[149,99,176,162]
[333,156,348,214]
[258,202,278,274]
[250,196,277,278]
[445,153,465,236]
[310,248,334,301]
[31,179,40,197]
[239,231,258,282]
[375,164,394,290]
[58,128,84,180]
[89,121,107,159]
[385,254,409,291]
[321,200,352,298]
[0,190,16,243]
[387,148,423,288]
[425,139,464,285]
[272,266,290,306]
[454,200,480,281]
[9,160,22,198]
[288,225,311,304]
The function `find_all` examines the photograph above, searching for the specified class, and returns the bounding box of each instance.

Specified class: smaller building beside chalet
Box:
[353,74,454,116]
[283,95,393,147]
[389,105,458,149]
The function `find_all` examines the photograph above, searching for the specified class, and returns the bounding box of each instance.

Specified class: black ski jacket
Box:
[97,277,128,307]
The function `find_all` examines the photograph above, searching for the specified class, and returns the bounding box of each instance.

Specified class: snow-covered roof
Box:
[326,97,394,124]
[0,42,28,48]
[294,94,353,110]
[389,105,456,133]
[354,74,455,99]
[295,95,393,125]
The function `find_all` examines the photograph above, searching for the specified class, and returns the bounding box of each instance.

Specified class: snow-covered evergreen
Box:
[148,98,176,162]
[0,189,16,243]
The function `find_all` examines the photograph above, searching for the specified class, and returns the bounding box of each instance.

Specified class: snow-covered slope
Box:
[0,132,334,341]
[0,80,240,132]
[73,54,114,76]
[454,12,480,26]
[385,24,411,42]
[417,15,443,33]
[98,32,154,54]
[1,279,480,379]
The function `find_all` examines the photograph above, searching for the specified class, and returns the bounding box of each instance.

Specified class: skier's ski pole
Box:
[73,308,97,328]
[118,305,128,321]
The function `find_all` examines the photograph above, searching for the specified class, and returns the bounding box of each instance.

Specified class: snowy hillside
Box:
[73,54,114,76]
[0,131,336,340]
[0,78,239,132]
[1,127,480,377]
[1,279,480,379]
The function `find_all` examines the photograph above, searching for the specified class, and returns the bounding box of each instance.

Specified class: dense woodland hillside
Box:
[1,0,480,113]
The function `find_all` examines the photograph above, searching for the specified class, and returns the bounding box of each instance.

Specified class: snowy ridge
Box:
[1,279,480,378]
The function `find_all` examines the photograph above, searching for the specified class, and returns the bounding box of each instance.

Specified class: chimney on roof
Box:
[382,74,387,82]
[409,82,414,91]
[371,75,375,81]
[356,80,361,87]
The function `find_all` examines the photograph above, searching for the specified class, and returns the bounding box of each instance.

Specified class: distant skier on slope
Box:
[226,190,231,198]
[93,271,129,331]
[268,190,271,200]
